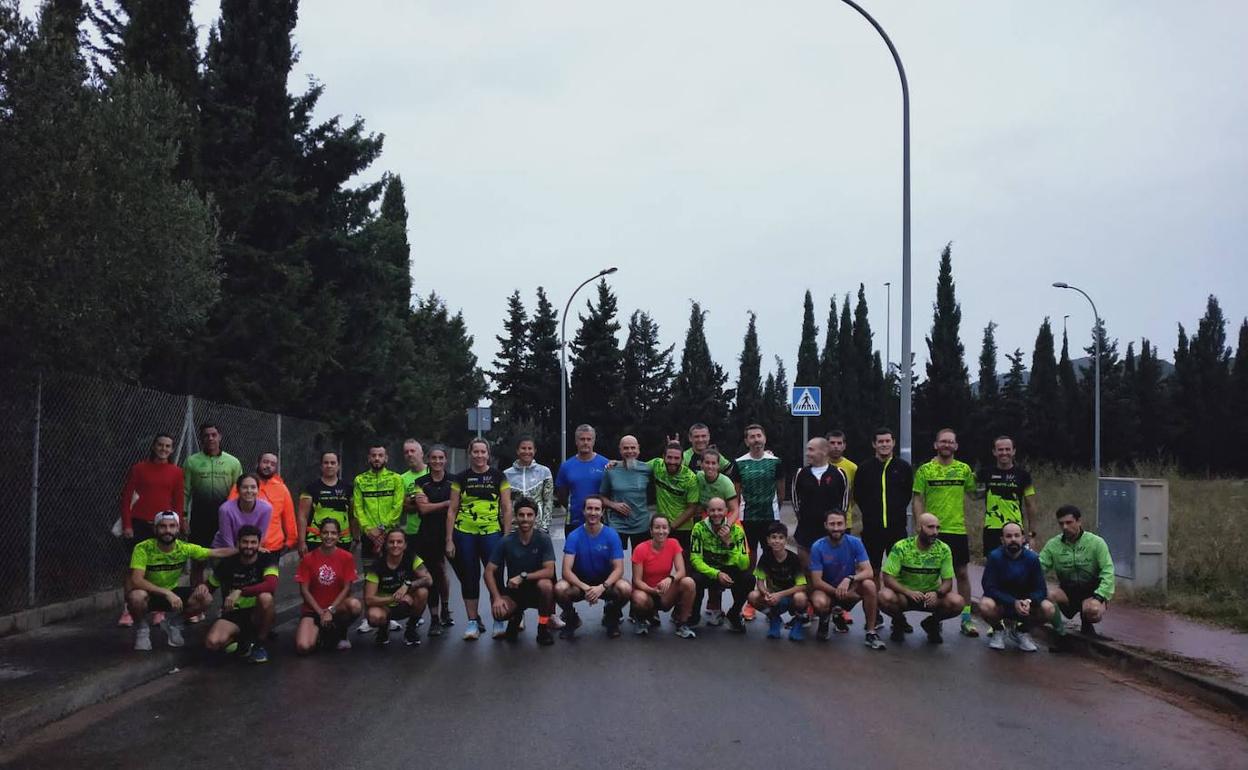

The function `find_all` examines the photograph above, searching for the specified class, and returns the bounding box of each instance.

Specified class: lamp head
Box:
[1052,281,1069,289]
[601,267,619,276]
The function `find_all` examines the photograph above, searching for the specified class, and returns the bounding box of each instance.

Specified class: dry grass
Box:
[964,465,1248,632]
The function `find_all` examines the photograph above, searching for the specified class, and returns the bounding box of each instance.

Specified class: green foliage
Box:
[619,310,675,453]
[795,290,820,387]
[670,302,732,446]
[917,243,971,444]
[568,280,623,450]
[732,312,764,437]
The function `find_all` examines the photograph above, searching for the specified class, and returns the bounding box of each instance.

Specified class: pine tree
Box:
[796,290,820,388]
[492,290,530,435]
[1134,339,1165,462]
[1000,349,1028,441]
[568,280,623,447]
[833,294,856,437]
[1081,319,1125,467]
[619,310,675,453]
[522,287,563,466]
[670,302,732,445]
[733,312,764,437]
[404,293,486,443]
[818,296,840,432]
[763,356,793,468]
[849,285,884,459]
[1229,321,1248,473]
[971,321,1000,466]
[917,243,972,444]
[1027,318,1060,462]
[1172,296,1233,474]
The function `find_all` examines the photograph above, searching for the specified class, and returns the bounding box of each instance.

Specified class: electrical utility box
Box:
[1098,478,1168,592]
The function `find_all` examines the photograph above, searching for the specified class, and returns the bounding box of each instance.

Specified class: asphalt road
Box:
[5,582,1246,770]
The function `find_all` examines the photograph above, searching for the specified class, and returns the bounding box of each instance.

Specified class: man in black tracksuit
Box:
[853,427,914,582]
[791,437,850,553]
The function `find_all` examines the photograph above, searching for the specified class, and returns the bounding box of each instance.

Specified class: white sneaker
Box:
[1017,631,1039,652]
[134,623,152,651]
[492,620,508,639]
[336,639,352,651]
[388,620,401,632]
[550,614,566,629]
[988,631,1006,650]
[1005,626,1022,649]
[706,610,725,627]
[164,618,185,648]
[463,620,482,640]
[357,619,374,634]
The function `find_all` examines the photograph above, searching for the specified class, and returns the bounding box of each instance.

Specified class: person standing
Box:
[647,442,701,555]
[911,428,979,637]
[790,437,850,555]
[504,436,555,534]
[413,445,455,632]
[599,434,654,551]
[826,429,858,528]
[227,452,296,554]
[353,443,406,562]
[445,438,513,641]
[183,422,243,548]
[117,433,184,627]
[854,427,914,584]
[555,424,609,536]
[297,451,354,554]
[400,439,430,545]
[734,424,785,568]
[975,436,1038,556]
[683,422,735,477]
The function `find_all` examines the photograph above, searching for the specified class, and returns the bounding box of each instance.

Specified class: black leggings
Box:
[693,567,756,617]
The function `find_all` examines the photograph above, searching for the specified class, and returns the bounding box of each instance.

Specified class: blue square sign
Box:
[790,386,821,416]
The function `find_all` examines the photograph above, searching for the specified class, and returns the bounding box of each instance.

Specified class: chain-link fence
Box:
[0,369,333,614]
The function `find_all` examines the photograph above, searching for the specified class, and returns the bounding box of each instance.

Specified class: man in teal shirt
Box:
[599,435,653,551]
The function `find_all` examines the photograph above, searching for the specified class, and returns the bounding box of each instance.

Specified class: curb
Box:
[0,577,349,747]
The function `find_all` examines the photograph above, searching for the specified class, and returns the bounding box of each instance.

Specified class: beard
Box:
[1006,543,1023,555]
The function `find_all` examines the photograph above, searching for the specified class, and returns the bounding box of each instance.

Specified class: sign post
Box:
[466,406,493,438]
[790,386,822,447]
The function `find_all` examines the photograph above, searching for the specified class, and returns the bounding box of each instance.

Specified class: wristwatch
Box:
[520,571,529,582]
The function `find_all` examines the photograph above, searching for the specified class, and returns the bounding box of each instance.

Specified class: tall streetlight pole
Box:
[884,281,892,375]
[839,0,911,461]
[1063,314,1070,337]
[561,267,619,462]
[1053,282,1101,484]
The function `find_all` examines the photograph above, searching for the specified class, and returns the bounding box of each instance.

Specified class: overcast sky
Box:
[149,2,1248,381]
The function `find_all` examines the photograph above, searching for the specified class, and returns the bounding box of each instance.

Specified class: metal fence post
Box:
[27,372,42,607]
[276,413,283,470]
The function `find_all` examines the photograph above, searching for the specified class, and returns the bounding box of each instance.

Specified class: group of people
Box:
[118,420,1115,661]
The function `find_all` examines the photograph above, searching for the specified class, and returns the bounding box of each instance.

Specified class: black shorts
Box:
[219,607,257,633]
[861,526,908,570]
[941,533,970,568]
[378,602,413,621]
[793,523,822,551]
[1057,584,1104,619]
[672,529,692,555]
[616,531,648,550]
[188,510,219,548]
[415,521,447,561]
[740,520,774,555]
[503,582,544,611]
[145,586,194,611]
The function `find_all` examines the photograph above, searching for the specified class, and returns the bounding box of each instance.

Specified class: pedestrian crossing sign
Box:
[790,386,821,416]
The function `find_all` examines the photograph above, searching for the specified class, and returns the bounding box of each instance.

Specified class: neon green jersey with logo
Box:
[912,458,976,535]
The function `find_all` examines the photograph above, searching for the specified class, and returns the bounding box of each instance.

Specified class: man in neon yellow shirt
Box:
[912,428,978,637]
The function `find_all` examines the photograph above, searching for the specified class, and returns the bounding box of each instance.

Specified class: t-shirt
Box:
[296,547,358,611]
[882,536,955,593]
[366,552,427,600]
[683,447,735,478]
[555,454,610,527]
[696,471,738,516]
[451,468,510,535]
[563,524,624,582]
[809,535,869,585]
[646,458,700,529]
[977,465,1036,530]
[120,461,184,527]
[211,497,273,549]
[209,554,279,609]
[401,467,431,535]
[490,530,556,580]
[631,537,683,588]
[832,457,858,528]
[413,474,453,535]
[301,478,353,544]
[183,451,243,526]
[735,452,784,521]
[129,539,212,590]
[754,548,807,591]
[600,460,653,535]
[912,459,976,535]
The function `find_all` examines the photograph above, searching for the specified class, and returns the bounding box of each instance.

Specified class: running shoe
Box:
[675,624,697,639]
[727,610,746,633]
[428,617,443,637]
[767,614,784,639]
[832,609,850,634]
[706,610,725,627]
[504,615,522,642]
[133,623,152,652]
[921,615,944,644]
[742,604,756,621]
[788,620,805,642]
[816,617,831,641]
[492,619,508,639]
[537,625,555,646]
[249,645,270,664]
[960,616,980,638]
[558,622,576,641]
[336,639,352,651]
[440,609,455,627]
[864,631,886,651]
[388,620,402,632]
[900,616,914,634]
[635,622,649,636]
[164,618,185,648]
[889,621,906,643]
[549,614,566,630]
[234,641,254,658]
[462,619,482,640]
[118,608,134,627]
[357,618,374,634]
[1016,631,1039,652]
[606,620,621,639]
[404,621,422,647]
[375,624,390,647]
[989,630,1006,650]
[835,606,854,626]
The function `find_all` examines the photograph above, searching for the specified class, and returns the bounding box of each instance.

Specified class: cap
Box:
[153,510,180,526]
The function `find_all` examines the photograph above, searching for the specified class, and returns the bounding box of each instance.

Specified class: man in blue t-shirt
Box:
[809,510,885,650]
[555,424,610,536]
[554,495,631,639]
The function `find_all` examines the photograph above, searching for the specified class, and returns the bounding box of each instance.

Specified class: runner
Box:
[1038,504,1115,640]
[630,514,697,639]
[126,511,235,651]
[353,443,406,563]
[878,513,965,645]
[747,521,809,641]
[445,438,513,641]
[912,428,979,637]
[183,422,243,547]
[980,523,1053,652]
[225,452,296,555]
[503,435,555,534]
[363,529,433,648]
[117,433,183,627]
[689,497,754,633]
[599,434,654,551]
[696,449,739,522]
[975,436,1038,556]
[554,495,630,640]
[297,451,354,555]
[735,424,785,622]
[826,429,858,528]
[683,422,735,477]
[213,473,273,549]
[854,427,914,585]
[791,437,850,555]
[203,526,279,663]
[294,518,362,654]
[413,445,455,632]
[808,511,885,649]
[647,442,700,555]
[400,439,430,546]
[555,424,609,537]
[484,498,557,645]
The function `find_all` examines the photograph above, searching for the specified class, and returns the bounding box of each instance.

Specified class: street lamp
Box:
[884,281,892,376]
[561,267,619,462]
[1053,282,1101,484]
[839,0,912,462]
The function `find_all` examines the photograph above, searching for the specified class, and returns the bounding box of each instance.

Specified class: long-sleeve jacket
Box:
[854,455,913,531]
[120,461,184,528]
[1039,530,1116,600]
[689,519,750,579]
[791,465,850,543]
[981,548,1047,607]
[352,468,406,531]
[504,461,555,531]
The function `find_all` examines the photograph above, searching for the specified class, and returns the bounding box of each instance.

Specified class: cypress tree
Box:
[1230,321,1248,473]
[1000,349,1028,442]
[1134,339,1165,462]
[972,321,1000,466]
[1172,296,1232,474]
[522,287,563,465]
[670,302,732,443]
[491,290,530,436]
[851,284,884,458]
[733,312,764,436]
[619,310,675,453]
[796,291,820,387]
[818,296,839,431]
[568,280,623,446]
[917,243,972,443]
[1027,318,1060,462]
[1057,329,1081,466]
[834,294,856,441]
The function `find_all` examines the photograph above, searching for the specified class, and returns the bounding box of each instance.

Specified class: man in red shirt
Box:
[228,452,297,554]
[294,519,362,653]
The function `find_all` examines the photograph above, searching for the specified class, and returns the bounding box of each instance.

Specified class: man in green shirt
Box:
[401,438,431,539]
[734,423,786,568]
[878,513,964,644]
[689,497,753,632]
[126,510,236,651]
[183,421,243,547]
[599,434,654,550]
[353,443,406,560]
[646,442,700,554]
[1039,504,1115,637]
[683,422,735,477]
[912,427,978,637]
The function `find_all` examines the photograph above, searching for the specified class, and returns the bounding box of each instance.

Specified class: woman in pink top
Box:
[630,514,697,638]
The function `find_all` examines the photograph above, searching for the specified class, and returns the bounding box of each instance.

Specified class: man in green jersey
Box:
[683,423,735,477]
[912,428,979,637]
[353,443,406,633]
[1039,504,1114,638]
[183,422,243,548]
[401,438,431,541]
[689,497,753,633]
[735,424,786,568]
[975,436,1038,555]
[127,511,236,651]
[878,513,964,644]
[647,442,700,555]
